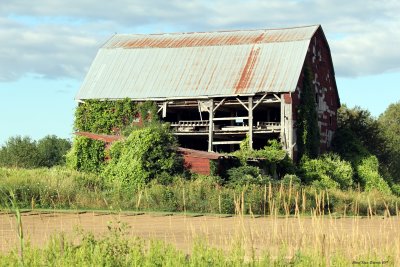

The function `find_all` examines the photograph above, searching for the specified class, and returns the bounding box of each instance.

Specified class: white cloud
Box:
[0,19,100,81]
[0,0,399,81]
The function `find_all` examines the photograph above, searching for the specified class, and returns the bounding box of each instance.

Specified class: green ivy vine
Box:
[296,67,320,160]
[70,99,160,173]
[74,98,137,134]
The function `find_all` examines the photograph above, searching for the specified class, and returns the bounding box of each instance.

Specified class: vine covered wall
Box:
[74,98,137,134]
[296,67,320,160]
[69,98,138,172]
[291,28,340,160]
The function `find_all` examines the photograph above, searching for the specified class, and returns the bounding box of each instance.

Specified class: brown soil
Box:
[1,211,398,256]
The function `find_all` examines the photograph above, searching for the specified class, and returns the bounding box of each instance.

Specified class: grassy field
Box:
[1,167,399,265]
[0,211,398,266]
[1,167,399,216]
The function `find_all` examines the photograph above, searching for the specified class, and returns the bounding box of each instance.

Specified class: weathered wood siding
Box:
[183,155,211,175]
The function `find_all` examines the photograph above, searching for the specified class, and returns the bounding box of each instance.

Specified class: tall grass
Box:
[0,213,398,266]
[1,167,399,216]
[1,167,399,265]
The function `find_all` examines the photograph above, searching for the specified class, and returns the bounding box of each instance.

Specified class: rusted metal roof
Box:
[177,147,224,160]
[75,132,123,143]
[76,25,320,100]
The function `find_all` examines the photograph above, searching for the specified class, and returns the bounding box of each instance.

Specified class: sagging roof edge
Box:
[102,24,321,50]
[75,92,274,102]
[111,24,321,38]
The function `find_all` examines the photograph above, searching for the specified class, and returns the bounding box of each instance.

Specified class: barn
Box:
[76,24,340,160]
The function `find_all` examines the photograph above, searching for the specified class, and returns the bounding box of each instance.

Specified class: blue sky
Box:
[1,0,399,144]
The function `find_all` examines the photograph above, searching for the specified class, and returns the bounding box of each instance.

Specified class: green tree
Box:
[333,105,386,160]
[0,136,39,168]
[296,68,320,160]
[37,135,71,167]
[331,104,396,189]
[378,102,400,182]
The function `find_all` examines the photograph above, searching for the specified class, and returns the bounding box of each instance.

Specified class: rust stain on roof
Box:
[109,27,316,49]
[77,25,320,100]
[234,46,261,94]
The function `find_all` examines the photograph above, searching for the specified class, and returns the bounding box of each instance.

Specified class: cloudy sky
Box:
[1,0,399,143]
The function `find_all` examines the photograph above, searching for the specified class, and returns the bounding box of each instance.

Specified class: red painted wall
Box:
[183,155,211,175]
[291,27,340,155]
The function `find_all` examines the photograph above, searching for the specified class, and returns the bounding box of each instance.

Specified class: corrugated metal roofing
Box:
[177,147,225,160]
[76,25,320,100]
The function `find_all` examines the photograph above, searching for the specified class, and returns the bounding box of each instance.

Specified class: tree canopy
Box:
[378,102,400,182]
[0,135,70,168]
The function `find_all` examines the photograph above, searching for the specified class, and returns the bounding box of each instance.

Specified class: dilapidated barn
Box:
[76,25,340,159]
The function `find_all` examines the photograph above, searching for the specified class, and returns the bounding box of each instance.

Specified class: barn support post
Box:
[162,102,167,118]
[280,93,294,158]
[208,99,214,152]
[280,94,286,150]
[286,98,294,159]
[248,96,253,150]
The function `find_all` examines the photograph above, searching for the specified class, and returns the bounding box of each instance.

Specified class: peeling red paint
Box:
[292,27,339,155]
[284,93,292,104]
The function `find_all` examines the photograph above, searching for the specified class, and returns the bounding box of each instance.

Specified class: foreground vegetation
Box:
[0,213,398,266]
[0,101,399,264]
[1,167,399,217]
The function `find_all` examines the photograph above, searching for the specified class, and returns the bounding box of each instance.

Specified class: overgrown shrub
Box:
[300,154,353,190]
[227,166,270,187]
[231,138,295,178]
[70,99,162,174]
[356,155,391,194]
[66,136,105,173]
[102,124,183,189]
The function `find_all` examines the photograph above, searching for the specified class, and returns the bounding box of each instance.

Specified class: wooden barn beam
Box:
[236,97,249,111]
[252,93,268,110]
[213,98,226,112]
[213,116,248,121]
[162,102,167,118]
[208,99,214,152]
[273,94,281,101]
[248,96,253,150]
[157,102,168,118]
[280,94,286,149]
[212,140,242,145]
